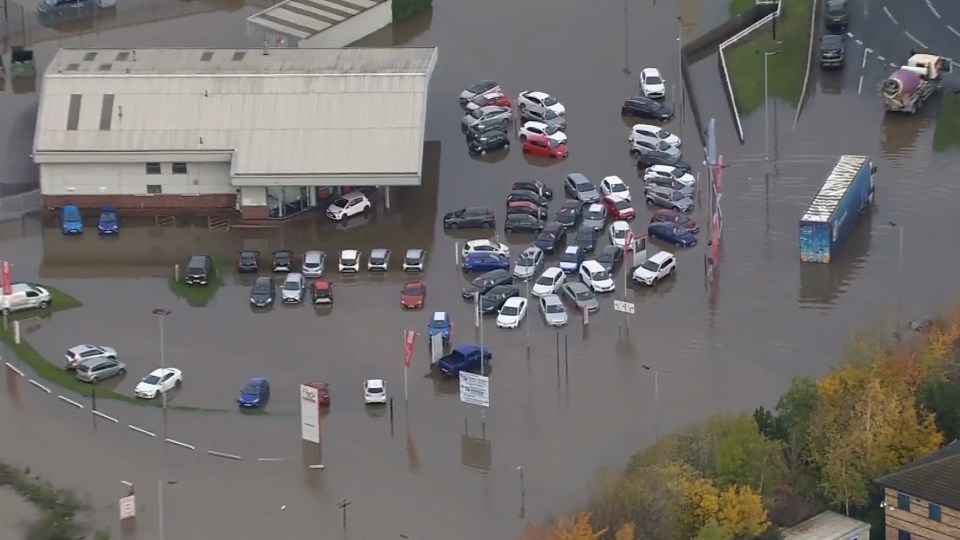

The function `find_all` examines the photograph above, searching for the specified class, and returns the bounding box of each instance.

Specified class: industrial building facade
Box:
[33,46,437,220]
[247,0,392,50]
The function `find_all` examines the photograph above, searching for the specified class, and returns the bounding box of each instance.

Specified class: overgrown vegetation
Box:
[0,462,87,540]
[725,0,812,115]
[933,92,960,152]
[392,0,431,23]
[521,307,960,538]
[729,0,760,16]
[167,256,224,307]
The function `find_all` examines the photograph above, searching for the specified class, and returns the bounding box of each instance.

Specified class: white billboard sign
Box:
[300,384,321,443]
[430,333,444,364]
[613,300,635,314]
[119,494,136,520]
[459,372,490,408]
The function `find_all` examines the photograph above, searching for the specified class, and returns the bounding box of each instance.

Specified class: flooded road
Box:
[3,0,960,537]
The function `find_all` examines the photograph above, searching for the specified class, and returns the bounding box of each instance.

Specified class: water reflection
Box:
[881,113,929,160]
[353,7,434,47]
[460,433,492,472]
[819,71,843,95]
[798,212,873,307]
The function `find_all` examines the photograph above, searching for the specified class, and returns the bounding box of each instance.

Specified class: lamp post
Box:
[622,0,630,73]
[763,51,779,161]
[641,365,676,440]
[152,308,171,540]
[517,465,526,517]
[677,16,683,125]
[887,221,903,341]
[525,279,531,357]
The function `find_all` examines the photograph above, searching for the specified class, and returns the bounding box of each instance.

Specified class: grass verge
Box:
[724,0,812,116]
[729,0,758,16]
[167,256,225,307]
[0,461,87,539]
[933,92,960,152]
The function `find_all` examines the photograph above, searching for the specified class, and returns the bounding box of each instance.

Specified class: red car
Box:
[506,201,547,219]
[401,280,427,309]
[603,195,636,221]
[522,135,569,158]
[315,381,331,406]
[467,91,512,111]
[650,209,699,233]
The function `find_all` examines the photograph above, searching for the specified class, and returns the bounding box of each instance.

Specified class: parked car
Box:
[507,201,548,220]
[461,239,510,259]
[640,67,666,99]
[581,203,607,231]
[368,248,390,271]
[467,131,510,155]
[237,377,271,408]
[403,249,427,272]
[630,138,682,158]
[75,357,126,383]
[565,173,601,203]
[465,91,511,112]
[600,176,631,201]
[465,122,505,141]
[645,174,695,195]
[505,190,548,208]
[632,251,677,286]
[511,180,554,200]
[462,252,510,273]
[644,164,696,187]
[636,152,692,172]
[97,206,119,235]
[559,245,585,273]
[629,124,681,147]
[249,276,276,307]
[579,260,616,293]
[237,250,260,273]
[531,267,566,297]
[519,105,567,130]
[301,250,326,278]
[401,280,427,309]
[517,90,565,115]
[596,245,624,273]
[621,96,673,121]
[522,136,569,158]
[61,205,83,235]
[444,207,496,229]
[272,250,294,273]
[534,222,567,254]
[517,121,567,144]
[819,34,846,69]
[645,186,694,212]
[539,294,568,327]
[554,200,582,230]
[651,209,699,233]
[648,222,698,247]
[437,345,492,376]
[574,226,599,253]
[460,80,501,106]
[462,268,513,298]
[326,191,371,221]
[561,282,599,313]
[364,379,387,404]
[64,344,116,370]
[504,213,546,233]
[134,368,183,399]
[38,0,116,19]
[479,285,520,313]
[281,273,306,303]
[185,255,214,285]
[428,311,453,345]
[604,195,636,221]
[609,220,633,249]
[311,280,334,305]
[0,283,51,316]
[338,249,360,273]
[512,246,545,280]
[497,297,529,329]
[461,105,512,133]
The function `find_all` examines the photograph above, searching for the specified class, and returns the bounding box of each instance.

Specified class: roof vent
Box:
[232,51,246,61]
[83,52,97,62]
[115,51,130,61]
[66,63,80,72]
[200,51,215,62]
[98,63,112,72]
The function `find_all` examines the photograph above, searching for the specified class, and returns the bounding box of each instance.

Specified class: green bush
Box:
[933,92,960,152]
[393,0,431,23]
[0,462,87,540]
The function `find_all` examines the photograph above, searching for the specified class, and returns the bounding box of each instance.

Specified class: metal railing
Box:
[0,188,41,222]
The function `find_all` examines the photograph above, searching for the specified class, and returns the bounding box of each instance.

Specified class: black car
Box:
[534,222,567,254]
[636,152,692,173]
[468,131,510,155]
[596,245,624,273]
[554,200,583,230]
[479,285,521,313]
[465,122,503,141]
[443,207,496,229]
[249,276,276,307]
[504,213,546,234]
[519,106,567,131]
[574,226,599,253]
[621,96,674,121]
[511,180,554,200]
[184,255,214,286]
[237,250,260,273]
[819,34,845,68]
[505,190,548,208]
[272,250,294,273]
[461,269,513,298]
[824,0,848,29]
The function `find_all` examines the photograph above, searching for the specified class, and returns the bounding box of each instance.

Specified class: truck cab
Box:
[819,34,845,68]
[436,345,492,376]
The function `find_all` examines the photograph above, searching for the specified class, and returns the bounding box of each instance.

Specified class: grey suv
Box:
[645,186,694,212]
[184,255,214,285]
[564,173,601,203]
[461,106,511,133]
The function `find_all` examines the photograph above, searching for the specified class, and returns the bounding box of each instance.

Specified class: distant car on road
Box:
[437,345,492,376]
[462,268,513,298]
[461,239,510,259]
[565,173,601,203]
[518,121,567,144]
[237,377,271,408]
[368,248,390,272]
[301,250,326,278]
[621,96,673,121]
[648,222,698,247]
[61,204,83,235]
[633,251,677,286]
[64,344,117,370]
[512,246,545,280]
[468,131,511,156]
[522,136,569,159]
[249,276,276,308]
[519,105,567,131]
[460,80,501,106]
[644,164,696,187]
[559,245,585,273]
[237,250,260,273]
[640,67,666,99]
[75,357,126,383]
[364,379,387,404]
[326,191,371,221]
[461,105,512,133]
[444,207,496,229]
[338,250,360,273]
[603,196,635,221]
[97,206,119,235]
[651,209,699,234]
[561,282,599,313]
[281,273,305,303]
[401,280,427,309]
[497,297,529,329]
[403,249,427,272]
[539,294,568,327]
[645,185,694,212]
[134,368,183,399]
[272,250,294,273]
[479,285,520,314]
[531,267,566,297]
[462,252,510,273]
[517,90,565,115]
[824,0,849,30]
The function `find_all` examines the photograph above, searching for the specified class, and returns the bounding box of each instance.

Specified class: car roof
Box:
[565,281,588,291]
[148,367,179,377]
[522,120,548,129]
[611,220,630,230]
[648,251,675,263]
[478,105,507,114]
[586,203,604,211]
[77,357,113,367]
[582,260,604,271]
[603,175,624,184]
[432,311,449,321]
[370,248,389,256]
[341,249,359,257]
[340,191,367,201]
[502,296,525,307]
[467,239,496,247]
[523,90,550,99]
[600,244,622,254]
[248,377,268,384]
[508,200,537,208]
[404,279,425,287]
[567,173,589,184]
[542,293,562,304]
[367,379,384,386]
[253,276,272,285]
[284,272,303,280]
[633,123,660,132]
[542,267,562,277]
[273,249,292,255]
[405,248,424,257]
[521,246,542,256]
[304,250,323,258]
[642,67,662,76]
[313,279,332,289]
[69,344,99,352]
[563,245,580,254]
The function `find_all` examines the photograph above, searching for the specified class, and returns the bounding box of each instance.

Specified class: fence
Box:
[0,189,40,222]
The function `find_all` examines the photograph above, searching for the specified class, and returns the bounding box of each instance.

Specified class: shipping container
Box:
[799,155,875,263]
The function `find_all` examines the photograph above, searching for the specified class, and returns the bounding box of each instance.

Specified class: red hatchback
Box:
[401,280,427,309]
[522,136,569,158]
[650,209,699,233]
[603,195,636,221]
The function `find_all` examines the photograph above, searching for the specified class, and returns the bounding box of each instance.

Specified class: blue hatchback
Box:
[428,311,453,346]
[461,252,510,273]
[61,205,83,235]
[237,377,270,408]
[648,222,697,247]
[97,206,120,235]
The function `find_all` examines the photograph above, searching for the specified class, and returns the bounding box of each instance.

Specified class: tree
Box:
[613,522,636,540]
[664,461,770,538]
[715,485,771,536]
[714,415,787,496]
[773,377,819,473]
[920,371,960,442]
[589,467,685,540]
[693,521,734,540]
[518,513,606,540]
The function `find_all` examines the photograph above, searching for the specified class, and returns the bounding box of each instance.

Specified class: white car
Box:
[368,248,390,271]
[461,239,510,260]
[608,221,633,249]
[338,249,360,273]
[326,191,371,221]
[281,272,306,303]
[629,124,681,147]
[363,379,387,404]
[532,267,566,297]
[640,67,666,99]
[632,251,677,286]
[134,368,183,399]
[630,138,681,158]
[600,176,631,201]
[644,165,696,188]
[301,250,326,278]
[517,91,565,116]
[539,294,568,327]
[579,260,616,293]
[403,249,426,272]
[517,121,567,144]
[496,297,528,329]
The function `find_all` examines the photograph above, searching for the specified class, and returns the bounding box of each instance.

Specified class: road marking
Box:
[28,379,51,393]
[165,438,196,450]
[57,395,83,409]
[877,55,886,61]
[128,424,156,438]
[120,480,133,487]
[92,410,119,423]
[207,450,243,460]
[855,39,863,45]
[883,6,898,25]
[847,32,855,38]
[256,457,287,462]
[904,32,928,49]
[858,75,864,95]
[889,62,898,67]
[3,362,25,376]
[948,25,960,38]
[924,0,941,18]
[308,464,326,470]
[862,48,872,69]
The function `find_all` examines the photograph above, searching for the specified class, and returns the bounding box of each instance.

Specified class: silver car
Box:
[539,294,568,327]
[368,248,390,271]
[403,249,426,272]
[512,246,544,280]
[461,105,511,133]
[565,173,601,203]
[301,250,326,278]
[460,80,500,106]
[281,273,306,303]
[630,139,682,158]
[581,203,607,231]
[64,344,117,369]
[645,185,694,212]
[75,357,126,383]
[645,175,695,196]
[561,282,599,313]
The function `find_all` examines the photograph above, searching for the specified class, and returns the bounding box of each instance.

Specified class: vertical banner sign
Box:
[623,233,634,272]
[583,306,589,326]
[1,261,11,296]
[403,330,417,368]
[300,384,321,444]
[119,494,136,520]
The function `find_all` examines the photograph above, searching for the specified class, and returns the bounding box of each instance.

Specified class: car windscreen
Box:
[670,191,685,201]
[542,109,559,120]
[331,197,349,208]
[542,95,559,106]
[517,256,536,267]
[544,124,560,135]
[404,257,420,266]
[656,141,672,151]
[470,108,487,119]
[612,228,627,238]
[187,264,205,275]
[584,209,602,219]
[367,386,384,394]
[646,75,662,85]
[500,305,519,316]
[283,280,300,291]
[100,213,116,222]
[242,384,259,394]
[592,270,610,281]
[467,81,493,93]
[614,199,631,210]
[575,289,594,301]
[341,257,356,264]
[402,285,421,295]
[143,375,161,385]
[429,319,448,328]
[640,260,661,272]
[576,182,594,192]
[536,274,555,285]
[657,130,673,139]
[545,302,564,313]
[253,283,270,293]
[560,251,578,263]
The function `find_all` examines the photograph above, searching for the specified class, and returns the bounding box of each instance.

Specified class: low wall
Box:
[41,193,237,212]
[393,0,430,23]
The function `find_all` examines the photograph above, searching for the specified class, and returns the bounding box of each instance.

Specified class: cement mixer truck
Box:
[882,53,951,113]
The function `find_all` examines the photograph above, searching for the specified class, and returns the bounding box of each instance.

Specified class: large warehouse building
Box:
[32,46,437,220]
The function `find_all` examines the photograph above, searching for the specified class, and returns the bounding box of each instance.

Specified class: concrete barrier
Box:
[793,0,820,127]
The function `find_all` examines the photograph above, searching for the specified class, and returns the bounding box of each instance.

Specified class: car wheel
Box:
[117,368,125,375]
[519,134,527,141]
[522,147,529,154]
[646,198,654,205]
[481,150,487,155]
[39,301,49,309]
[175,378,182,387]
[90,376,99,383]
[482,222,492,229]
[448,222,459,229]
[504,143,510,149]
[672,206,681,211]
[0,308,9,316]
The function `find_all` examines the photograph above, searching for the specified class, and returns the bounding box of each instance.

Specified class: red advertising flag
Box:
[623,233,635,271]
[1,261,11,296]
[404,329,417,368]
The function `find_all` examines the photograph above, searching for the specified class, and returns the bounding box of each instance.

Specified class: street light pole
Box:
[888,222,903,340]
[763,51,779,161]
[151,308,171,540]
[517,465,525,517]
[677,16,683,124]
[642,365,676,441]
[622,0,630,73]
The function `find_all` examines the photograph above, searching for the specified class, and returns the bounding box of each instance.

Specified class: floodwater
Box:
[3,0,960,538]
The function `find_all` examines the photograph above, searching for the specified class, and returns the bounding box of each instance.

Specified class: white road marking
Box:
[855,39,863,45]
[890,62,898,67]
[256,457,286,462]
[128,424,156,438]
[165,438,196,450]
[862,48,872,69]
[308,464,326,470]
[948,25,960,38]
[28,379,51,393]
[877,55,886,61]
[92,410,119,423]
[120,480,133,487]
[904,32,928,49]
[883,6,898,25]
[858,75,865,95]
[57,395,83,409]
[3,362,25,377]
[207,451,243,460]
[847,32,855,38]
[924,0,941,18]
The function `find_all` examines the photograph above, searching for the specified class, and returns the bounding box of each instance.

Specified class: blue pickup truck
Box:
[437,345,492,376]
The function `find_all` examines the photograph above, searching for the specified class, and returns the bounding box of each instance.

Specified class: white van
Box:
[0,283,52,315]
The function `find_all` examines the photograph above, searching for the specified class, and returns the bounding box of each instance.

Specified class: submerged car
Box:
[467,131,510,156]
[301,250,326,278]
[596,245,624,273]
[645,185,694,212]
[636,152,692,173]
[539,294,568,327]
[437,345,492,376]
[311,280,334,305]
[581,203,608,231]
[561,282,600,313]
[496,297,529,329]
[97,206,119,235]
[249,276,276,307]
[281,273,306,303]
[368,248,390,272]
[75,357,126,383]
[621,96,673,121]
[633,251,677,286]
[403,249,427,272]
[531,267,566,297]
[534,222,567,254]
[326,191,371,221]
[339,250,361,273]
[479,285,520,314]
[237,250,261,273]
[237,377,271,408]
[651,209,699,234]
[604,195,636,221]
[272,250,294,273]
[401,280,427,309]
[462,269,513,298]
[134,368,183,399]
[462,252,510,273]
[558,245,585,274]
[461,105,512,133]
[364,379,387,404]
[512,246,545,280]
[644,164,696,187]
[460,80,501,106]
[648,222,698,247]
[554,200,583,230]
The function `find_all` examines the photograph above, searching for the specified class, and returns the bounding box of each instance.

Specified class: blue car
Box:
[97,206,120,235]
[648,222,698,247]
[237,377,270,408]
[61,205,83,235]
[436,344,493,376]
[461,252,510,273]
[428,311,453,346]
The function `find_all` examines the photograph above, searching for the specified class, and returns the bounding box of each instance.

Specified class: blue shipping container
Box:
[799,155,875,263]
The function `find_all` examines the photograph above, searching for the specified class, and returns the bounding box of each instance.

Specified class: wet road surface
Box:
[4,0,960,537]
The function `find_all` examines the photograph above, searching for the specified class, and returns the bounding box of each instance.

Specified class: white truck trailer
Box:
[882,54,951,113]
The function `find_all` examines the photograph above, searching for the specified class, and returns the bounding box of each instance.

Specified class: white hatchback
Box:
[326,191,371,221]
[339,250,360,273]
[364,379,387,404]
[281,273,305,303]
[644,165,696,188]
[640,67,666,99]
[518,121,567,144]
[531,267,566,297]
[517,90,566,115]
[608,221,633,249]
[461,239,510,260]
[579,260,616,293]
[134,368,183,399]
[496,297,528,329]
[600,175,631,201]
[629,124,681,147]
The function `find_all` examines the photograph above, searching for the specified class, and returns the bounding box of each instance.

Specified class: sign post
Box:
[299,382,323,444]
[459,372,490,408]
[403,329,417,402]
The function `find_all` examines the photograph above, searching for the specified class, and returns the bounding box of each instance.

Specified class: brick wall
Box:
[240,205,269,220]
[42,194,237,211]
[884,488,960,540]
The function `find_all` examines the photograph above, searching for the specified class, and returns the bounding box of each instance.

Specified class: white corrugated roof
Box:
[34,48,437,177]
[782,511,868,540]
[800,155,868,223]
[248,0,385,40]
